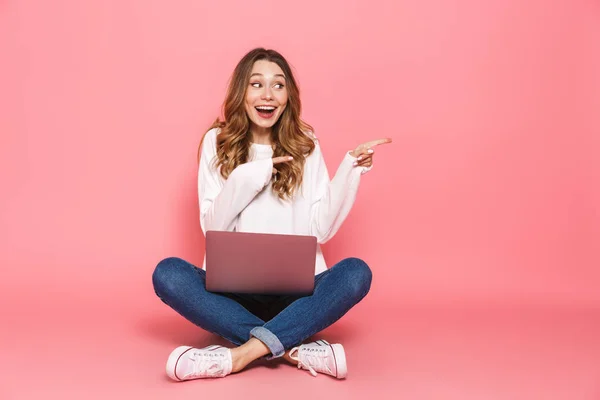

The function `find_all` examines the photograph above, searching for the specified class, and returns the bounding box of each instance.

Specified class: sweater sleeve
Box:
[309,142,370,244]
[198,129,273,234]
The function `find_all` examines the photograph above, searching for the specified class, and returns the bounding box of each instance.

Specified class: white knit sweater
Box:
[198,127,370,274]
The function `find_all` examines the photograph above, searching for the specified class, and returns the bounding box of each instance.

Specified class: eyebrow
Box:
[250,73,286,80]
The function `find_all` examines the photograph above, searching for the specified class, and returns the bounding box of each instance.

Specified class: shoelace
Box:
[290,348,333,377]
[184,352,227,379]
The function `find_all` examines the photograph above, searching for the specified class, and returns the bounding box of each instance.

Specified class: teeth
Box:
[256,106,276,111]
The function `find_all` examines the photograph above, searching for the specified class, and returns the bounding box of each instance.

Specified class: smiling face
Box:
[244,60,289,138]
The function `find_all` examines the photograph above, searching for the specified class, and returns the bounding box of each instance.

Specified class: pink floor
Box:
[3,283,600,400]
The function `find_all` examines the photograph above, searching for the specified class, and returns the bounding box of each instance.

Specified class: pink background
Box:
[1,0,599,398]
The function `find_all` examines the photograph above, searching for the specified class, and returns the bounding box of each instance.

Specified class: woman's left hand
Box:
[350,138,392,168]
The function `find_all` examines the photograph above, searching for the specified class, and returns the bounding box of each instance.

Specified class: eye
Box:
[274,83,285,89]
[250,82,261,88]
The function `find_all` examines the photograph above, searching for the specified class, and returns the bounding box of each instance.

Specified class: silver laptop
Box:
[205,230,317,295]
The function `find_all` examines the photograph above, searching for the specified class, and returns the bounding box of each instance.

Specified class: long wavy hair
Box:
[197,48,315,200]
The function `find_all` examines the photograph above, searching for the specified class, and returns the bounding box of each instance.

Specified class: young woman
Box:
[152,48,391,381]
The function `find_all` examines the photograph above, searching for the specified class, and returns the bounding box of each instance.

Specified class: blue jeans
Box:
[152,257,372,359]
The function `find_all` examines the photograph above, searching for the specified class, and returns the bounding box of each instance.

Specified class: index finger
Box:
[272,156,294,164]
[362,138,392,148]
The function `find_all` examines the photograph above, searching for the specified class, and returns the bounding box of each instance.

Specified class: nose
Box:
[262,86,273,101]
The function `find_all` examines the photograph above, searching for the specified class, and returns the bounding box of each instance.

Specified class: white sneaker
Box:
[289,340,347,379]
[166,345,233,381]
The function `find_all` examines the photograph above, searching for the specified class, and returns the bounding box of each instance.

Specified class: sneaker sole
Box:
[330,343,347,379]
[166,346,194,381]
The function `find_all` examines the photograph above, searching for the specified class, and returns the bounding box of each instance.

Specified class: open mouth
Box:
[255,106,277,119]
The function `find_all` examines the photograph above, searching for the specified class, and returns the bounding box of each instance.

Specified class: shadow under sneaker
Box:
[289,339,347,379]
[166,345,233,381]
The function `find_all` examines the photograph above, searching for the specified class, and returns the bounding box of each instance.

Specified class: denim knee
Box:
[339,257,372,298]
[152,257,187,298]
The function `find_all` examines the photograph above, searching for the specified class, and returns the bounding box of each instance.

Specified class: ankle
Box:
[229,348,249,373]
[283,350,298,365]
[229,338,271,373]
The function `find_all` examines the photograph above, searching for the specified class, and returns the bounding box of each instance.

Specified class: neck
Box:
[250,125,272,145]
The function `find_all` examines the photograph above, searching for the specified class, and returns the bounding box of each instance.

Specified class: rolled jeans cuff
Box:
[249,326,285,360]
